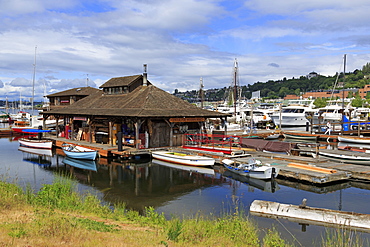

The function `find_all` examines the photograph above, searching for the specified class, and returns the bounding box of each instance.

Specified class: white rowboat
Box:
[18,138,53,149]
[338,136,370,144]
[222,158,280,180]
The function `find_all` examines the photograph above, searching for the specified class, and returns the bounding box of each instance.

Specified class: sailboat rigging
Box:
[31,46,37,113]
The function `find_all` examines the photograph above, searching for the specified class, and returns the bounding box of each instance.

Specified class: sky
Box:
[1,0,370,102]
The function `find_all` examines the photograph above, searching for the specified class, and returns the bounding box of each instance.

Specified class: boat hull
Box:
[319,150,370,165]
[222,159,279,180]
[271,114,309,126]
[151,151,215,166]
[284,133,317,140]
[18,138,53,149]
[338,136,370,144]
[62,145,97,160]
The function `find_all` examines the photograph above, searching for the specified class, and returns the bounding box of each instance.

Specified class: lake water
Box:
[1,136,370,246]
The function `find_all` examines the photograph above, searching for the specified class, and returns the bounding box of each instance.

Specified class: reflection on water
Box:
[4,138,370,245]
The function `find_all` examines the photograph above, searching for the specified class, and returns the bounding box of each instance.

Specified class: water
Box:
[1,137,370,246]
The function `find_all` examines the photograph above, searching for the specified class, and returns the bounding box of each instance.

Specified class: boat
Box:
[318,149,370,165]
[63,157,97,171]
[222,158,280,180]
[270,99,318,127]
[337,142,370,153]
[264,133,280,140]
[338,135,370,144]
[283,132,318,140]
[151,150,215,166]
[18,137,53,149]
[62,144,98,160]
[152,159,215,175]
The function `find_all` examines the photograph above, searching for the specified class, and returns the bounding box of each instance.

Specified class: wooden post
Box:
[164,119,174,147]
[109,121,113,146]
[88,118,92,143]
[56,117,59,138]
[134,119,144,149]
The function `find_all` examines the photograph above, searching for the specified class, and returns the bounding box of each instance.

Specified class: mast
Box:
[233,58,238,115]
[199,77,204,109]
[31,46,37,113]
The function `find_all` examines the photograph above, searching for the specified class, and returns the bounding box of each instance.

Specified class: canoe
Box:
[338,136,370,144]
[62,144,97,160]
[18,138,53,149]
[151,150,215,166]
[222,158,280,180]
[319,149,370,165]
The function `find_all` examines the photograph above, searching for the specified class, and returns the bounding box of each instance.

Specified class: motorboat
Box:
[222,158,280,180]
[151,150,215,166]
[270,99,318,127]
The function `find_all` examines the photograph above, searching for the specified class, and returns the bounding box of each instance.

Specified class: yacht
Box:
[270,99,318,127]
[312,99,356,125]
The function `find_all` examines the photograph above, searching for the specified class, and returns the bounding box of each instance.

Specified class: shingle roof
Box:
[46,87,101,97]
[99,75,145,88]
[46,85,230,118]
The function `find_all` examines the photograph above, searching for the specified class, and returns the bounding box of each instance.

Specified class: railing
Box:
[183,133,244,154]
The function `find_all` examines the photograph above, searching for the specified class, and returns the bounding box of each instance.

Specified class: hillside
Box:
[174,64,370,103]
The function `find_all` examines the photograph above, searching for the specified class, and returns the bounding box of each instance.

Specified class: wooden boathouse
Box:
[43,65,230,150]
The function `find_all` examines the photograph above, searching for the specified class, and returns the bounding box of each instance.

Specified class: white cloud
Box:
[1,0,370,101]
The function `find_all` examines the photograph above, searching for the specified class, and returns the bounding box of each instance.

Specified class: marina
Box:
[2,136,370,245]
[3,69,370,245]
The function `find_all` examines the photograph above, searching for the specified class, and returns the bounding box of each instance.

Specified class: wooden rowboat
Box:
[62,144,97,160]
[338,135,370,144]
[318,149,370,165]
[18,138,53,149]
[151,150,215,166]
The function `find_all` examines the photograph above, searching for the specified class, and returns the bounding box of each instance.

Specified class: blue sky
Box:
[1,0,370,102]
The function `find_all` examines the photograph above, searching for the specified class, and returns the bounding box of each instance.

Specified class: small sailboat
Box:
[62,144,97,160]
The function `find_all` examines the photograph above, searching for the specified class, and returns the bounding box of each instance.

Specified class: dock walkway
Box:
[46,135,370,185]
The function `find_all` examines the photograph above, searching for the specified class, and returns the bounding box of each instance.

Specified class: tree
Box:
[314,98,327,108]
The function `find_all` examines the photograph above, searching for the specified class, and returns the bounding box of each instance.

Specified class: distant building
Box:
[307,72,319,79]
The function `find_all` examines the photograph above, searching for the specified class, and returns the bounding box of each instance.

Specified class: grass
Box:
[0,177,366,246]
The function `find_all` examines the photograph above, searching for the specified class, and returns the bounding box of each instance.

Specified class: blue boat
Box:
[62,144,97,160]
